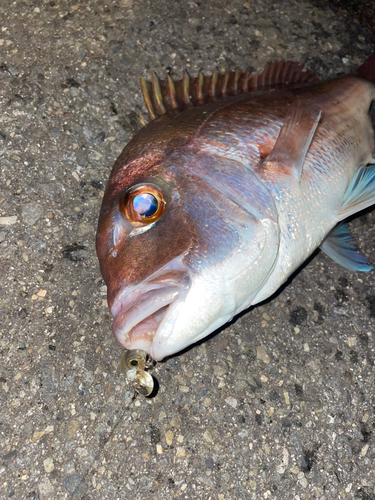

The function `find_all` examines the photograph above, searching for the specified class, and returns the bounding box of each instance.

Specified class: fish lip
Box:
[111,282,179,320]
[110,259,191,353]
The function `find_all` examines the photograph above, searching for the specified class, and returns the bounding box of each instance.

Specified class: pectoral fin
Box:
[338,164,375,220]
[264,106,321,181]
[320,222,372,272]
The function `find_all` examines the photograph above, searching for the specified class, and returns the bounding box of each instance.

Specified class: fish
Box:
[96,54,375,363]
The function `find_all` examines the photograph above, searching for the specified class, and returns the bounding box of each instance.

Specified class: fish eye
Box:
[133,193,158,218]
[120,184,166,226]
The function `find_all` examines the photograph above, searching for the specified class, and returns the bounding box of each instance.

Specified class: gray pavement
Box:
[0,0,374,499]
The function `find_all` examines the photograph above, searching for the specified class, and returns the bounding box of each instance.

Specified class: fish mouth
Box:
[111,261,190,358]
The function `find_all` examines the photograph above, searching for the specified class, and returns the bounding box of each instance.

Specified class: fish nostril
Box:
[113,222,121,247]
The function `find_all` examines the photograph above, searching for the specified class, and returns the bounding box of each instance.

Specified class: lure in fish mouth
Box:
[97,55,375,366]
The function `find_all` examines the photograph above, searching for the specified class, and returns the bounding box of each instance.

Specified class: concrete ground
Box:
[0,0,374,499]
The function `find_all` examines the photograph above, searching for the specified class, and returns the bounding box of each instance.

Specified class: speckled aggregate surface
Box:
[0,1,375,499]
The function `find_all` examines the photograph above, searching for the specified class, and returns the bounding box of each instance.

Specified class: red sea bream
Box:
[96,56,375,361]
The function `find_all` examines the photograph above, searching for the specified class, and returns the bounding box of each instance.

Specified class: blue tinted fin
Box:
[320,222,373,272]
[338,165,375,220]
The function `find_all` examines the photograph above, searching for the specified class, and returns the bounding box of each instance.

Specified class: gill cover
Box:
[146,153,280,360]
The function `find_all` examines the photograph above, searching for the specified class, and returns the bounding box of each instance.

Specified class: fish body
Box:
[97,59,375,361]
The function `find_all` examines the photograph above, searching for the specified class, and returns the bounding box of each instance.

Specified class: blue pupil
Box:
[133,193,158,218]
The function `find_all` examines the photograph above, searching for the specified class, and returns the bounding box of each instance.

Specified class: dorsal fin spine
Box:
[151,72,166,115]
[197,72,204,102]
[166,74,178,109]
[274,64,281,85]
[221,71,229,96]
[210,70,218,97]
[140,76,156,120]
[182,71,191,105]
[233,69,239,94]
[265,63,273,86]
[135,105,149,126]
[281,62,289,83]
[241,70,250,92]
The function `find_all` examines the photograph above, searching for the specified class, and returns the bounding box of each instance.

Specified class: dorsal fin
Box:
[139,61,318,123]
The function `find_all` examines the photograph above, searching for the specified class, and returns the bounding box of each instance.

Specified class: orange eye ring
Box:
[120,184,166,226]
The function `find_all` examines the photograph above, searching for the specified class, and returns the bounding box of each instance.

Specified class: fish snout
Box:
[110,265,190,357]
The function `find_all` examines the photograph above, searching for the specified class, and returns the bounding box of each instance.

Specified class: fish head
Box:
[96,149,193,360]
[97,129,279,361]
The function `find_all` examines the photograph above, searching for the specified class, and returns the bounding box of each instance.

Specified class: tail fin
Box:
[357,53,375,84]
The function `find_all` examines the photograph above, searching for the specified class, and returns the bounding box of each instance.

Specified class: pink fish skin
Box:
[97,57,375,361]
